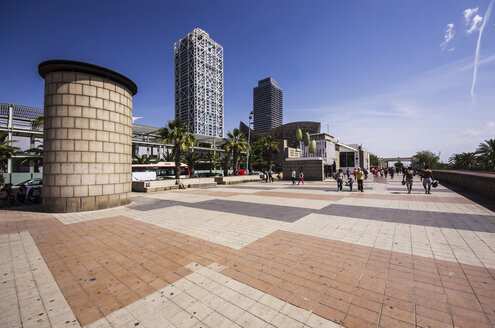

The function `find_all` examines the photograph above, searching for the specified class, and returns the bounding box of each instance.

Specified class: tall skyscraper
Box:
[174,28,224,137]
[253,77,283,132]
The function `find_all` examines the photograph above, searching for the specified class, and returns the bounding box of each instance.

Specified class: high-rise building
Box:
[174,28,224,137]
[253,77,283,132]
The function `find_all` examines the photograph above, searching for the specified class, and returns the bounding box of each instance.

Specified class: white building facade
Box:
[174,28,224,137]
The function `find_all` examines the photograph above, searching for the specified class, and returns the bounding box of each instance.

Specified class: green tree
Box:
[369,153,379,167]
[203,151,219,174]
[224,128,248,175]
[255,136,278,171]
[414,150,440,169]
[394,160,404,169]
[220,154,231,176]
[182,151,201,175]
[476,139,495,171]
[157,120,197,180]
[0,132,20,186]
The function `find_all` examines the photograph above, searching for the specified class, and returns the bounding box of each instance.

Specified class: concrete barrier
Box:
[132,178,216,192]
[215,175,262,185]
[433,170,495,200]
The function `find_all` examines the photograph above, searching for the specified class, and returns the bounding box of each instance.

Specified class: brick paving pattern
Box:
[1,176,494,327]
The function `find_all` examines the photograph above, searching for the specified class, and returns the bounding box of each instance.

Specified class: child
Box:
[347,178,354,191]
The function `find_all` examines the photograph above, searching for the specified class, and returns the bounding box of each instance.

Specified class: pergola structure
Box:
[0,102,43,174]
[1,103,226,176]
[378,157,418,169]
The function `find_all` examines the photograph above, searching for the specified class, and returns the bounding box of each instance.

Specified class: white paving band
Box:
[0,231,80,328]
[84,263,341,328]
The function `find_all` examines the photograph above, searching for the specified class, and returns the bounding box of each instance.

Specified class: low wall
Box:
[132,178,216,192]
[433,170,495,200]
[283,158,324,181]
[215,175,262,185]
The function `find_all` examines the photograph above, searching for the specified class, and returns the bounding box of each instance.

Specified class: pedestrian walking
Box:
[356,168,365,192]
[335,169,344,191]
[353,168,357,179]
[291,170,296,184]
[390,168,395,179]
[297,171,304,185]
[402,166,415,194]
[422,166,434,194]
[346,168,350,179]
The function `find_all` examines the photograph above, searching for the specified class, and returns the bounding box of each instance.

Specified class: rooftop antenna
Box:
[326,123,329,134]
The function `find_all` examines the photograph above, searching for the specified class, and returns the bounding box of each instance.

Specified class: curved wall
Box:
[40,60,137,212]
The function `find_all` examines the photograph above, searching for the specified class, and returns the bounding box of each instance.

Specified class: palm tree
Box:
[258,136,278,171]
[19,144,43,170]
[223,128,248,175]
[157,119,197,180]
[183,151,201,175]
[163,152,175,162]
[132,154,154,164]
[220,154,231,177]
[476,139,495,171]
[203,151,219,174]
[30,116,44,130]
[0,132,20,186]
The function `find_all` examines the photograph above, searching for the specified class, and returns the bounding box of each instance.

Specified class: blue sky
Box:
[1,0,494,161]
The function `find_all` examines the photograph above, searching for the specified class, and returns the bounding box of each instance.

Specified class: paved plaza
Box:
[1,176,495,328]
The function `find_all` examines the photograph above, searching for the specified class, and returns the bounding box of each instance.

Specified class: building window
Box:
[339,152,355,167]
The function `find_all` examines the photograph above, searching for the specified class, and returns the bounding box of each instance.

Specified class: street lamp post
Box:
[246,111,253,173]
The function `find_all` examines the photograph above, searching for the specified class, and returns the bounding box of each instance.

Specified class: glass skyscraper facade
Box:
[253,77,283,132]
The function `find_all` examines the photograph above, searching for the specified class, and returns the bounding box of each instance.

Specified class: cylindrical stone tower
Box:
[39,60,137,212]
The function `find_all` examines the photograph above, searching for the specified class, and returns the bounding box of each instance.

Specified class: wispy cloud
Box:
[463,8,479,24]
[458,121,495,138]
[471,0,494,97]
[467,14,483,34]
[440,23,455,51]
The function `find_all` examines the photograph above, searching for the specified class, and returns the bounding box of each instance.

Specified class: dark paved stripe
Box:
[317,204,495,233]
[129,198,313,222]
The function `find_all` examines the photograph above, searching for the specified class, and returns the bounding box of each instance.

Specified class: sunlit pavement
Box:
[1,176,494,328]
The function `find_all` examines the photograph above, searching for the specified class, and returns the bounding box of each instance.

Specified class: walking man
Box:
[403,166,415,194]
[291,170,296,184]
[422,166,434,194]
[335,169,345,191]
[356,168,365,192]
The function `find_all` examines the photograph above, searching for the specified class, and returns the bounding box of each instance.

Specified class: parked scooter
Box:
[0,184,15,207]
[26,186,42,204]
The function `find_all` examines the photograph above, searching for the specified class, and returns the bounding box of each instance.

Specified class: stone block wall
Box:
[433,170,495,201]
[42,69,134,212]
[283,158,325,181]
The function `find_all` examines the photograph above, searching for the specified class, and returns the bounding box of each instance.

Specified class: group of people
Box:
[402,166,436,194]
[291,170,305,185]
[336,167,366,192]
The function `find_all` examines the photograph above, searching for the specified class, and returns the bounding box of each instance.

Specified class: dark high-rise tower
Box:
[253,77,282,132]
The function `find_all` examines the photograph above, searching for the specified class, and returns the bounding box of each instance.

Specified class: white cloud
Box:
[467,14,483,34]
[440,23,455,51]
[459,121,495,138]
[463,7,479,24]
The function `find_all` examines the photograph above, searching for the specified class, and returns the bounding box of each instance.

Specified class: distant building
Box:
[174,28,224,137]
[253,77,282,132]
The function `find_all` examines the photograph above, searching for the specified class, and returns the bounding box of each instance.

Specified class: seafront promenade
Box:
[1,176,494,328]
